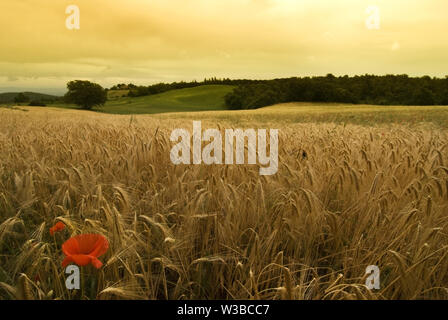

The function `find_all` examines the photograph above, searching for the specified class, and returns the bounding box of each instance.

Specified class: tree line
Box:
[224,74,448,109]
[111,78,253,97]
[63,75,448,110]
[2,92,60,106]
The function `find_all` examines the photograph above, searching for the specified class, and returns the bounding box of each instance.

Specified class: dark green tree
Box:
[64,80,107,110]
[413,87,436,105]
[14,93,29,103]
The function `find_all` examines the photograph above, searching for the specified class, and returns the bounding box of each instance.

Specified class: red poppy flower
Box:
[61,234,109,269]
[49,221,66,235]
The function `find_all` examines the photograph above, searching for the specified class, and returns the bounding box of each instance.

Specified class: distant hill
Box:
[0,92,61,104]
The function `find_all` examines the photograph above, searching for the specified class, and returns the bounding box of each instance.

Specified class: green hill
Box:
[85,85,234,114]
[0,92,60,104]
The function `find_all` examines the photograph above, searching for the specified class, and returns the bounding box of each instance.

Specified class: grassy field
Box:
[0,105,448,300]
[55,85,234,115]
[157,102,448,129]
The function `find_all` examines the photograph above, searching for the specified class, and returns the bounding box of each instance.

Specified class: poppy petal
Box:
[50,221,65,235]
[56,221,65,229]
[62,237,80,256]
[62,256,74,268]
[91,257,103,269]
[71,254,92,266]
[89,237,109,257]
[61,234,109,268]
[76,234,100,254]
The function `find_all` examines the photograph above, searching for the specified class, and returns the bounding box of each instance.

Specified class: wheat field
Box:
[0,106,447,300]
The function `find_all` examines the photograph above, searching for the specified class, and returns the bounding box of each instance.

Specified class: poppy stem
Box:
[81,267,85,299]
[89,271,97,300]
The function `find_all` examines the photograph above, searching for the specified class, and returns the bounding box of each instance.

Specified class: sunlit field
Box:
[163,103,448,129]
[1,105,448,300]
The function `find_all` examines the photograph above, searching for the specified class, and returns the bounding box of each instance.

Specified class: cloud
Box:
[7,76,19,82]
[391,42,401,51]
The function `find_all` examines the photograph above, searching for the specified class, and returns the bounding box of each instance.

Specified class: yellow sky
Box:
[1,0,447,93]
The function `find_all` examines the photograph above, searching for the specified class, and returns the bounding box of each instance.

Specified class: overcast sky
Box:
[1,0,447,93]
